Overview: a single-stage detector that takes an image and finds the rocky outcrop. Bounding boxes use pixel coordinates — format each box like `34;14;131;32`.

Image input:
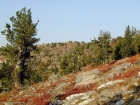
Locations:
63;91;97;105
75;69;101;87
1;55;140;105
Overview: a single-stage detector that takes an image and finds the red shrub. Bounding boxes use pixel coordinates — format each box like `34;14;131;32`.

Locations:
127;54;140;63
11;89;19;95
94;64;103;69
0;94;9;102
19;96;31;103
83;65;94;71
127;56;137;63
113;67;138;80
61;83;96;100
99;64;112;72
47;83;56;89
121;68;138;78
32;93;51;105
63;81;75;91
113;73;122;80
36;88;46;93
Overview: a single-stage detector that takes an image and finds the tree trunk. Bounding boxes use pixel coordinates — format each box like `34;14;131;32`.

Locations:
14;61;22;89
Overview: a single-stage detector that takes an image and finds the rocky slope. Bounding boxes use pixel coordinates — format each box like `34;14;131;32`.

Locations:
1;54;140;105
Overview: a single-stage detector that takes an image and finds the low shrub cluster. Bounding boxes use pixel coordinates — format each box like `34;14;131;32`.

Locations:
113;67;138;80
61;83;96;100
32;93;51;105
0;93;9;102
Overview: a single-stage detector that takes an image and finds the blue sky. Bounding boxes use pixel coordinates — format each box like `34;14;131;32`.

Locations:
0;0;140;46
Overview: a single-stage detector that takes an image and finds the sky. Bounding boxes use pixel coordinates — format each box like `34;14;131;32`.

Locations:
0;0;140;46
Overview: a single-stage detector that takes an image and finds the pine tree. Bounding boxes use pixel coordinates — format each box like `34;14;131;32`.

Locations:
112;37;122;60
92;31;112;64
132;31;140;54
0;7;40;86
119;26;135;57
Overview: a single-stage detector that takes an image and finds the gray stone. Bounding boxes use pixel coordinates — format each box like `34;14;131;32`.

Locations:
107;62;131;80
99;89;114;98
75;69;100;87
79;98;95;105
115;100;124;105
49;100;63;105
99;97;109;103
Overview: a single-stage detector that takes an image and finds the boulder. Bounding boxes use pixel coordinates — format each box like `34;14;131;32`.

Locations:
79;98;95;105
63;91;98;105
49;100;63;105
99;97;110;103
115;100;124;105
107;62;131;80
99;89;114;101
75;69;100;87
98;80;124;90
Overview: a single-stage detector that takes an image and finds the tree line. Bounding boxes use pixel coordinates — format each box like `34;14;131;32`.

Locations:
60;26;140;74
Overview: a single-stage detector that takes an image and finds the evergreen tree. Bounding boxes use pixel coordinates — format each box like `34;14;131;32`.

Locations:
132;31;140;54
0;60;14;89
0;7;40;86
92;31;112;64
112;37;123;60
119;26;135;57
112;26;137;60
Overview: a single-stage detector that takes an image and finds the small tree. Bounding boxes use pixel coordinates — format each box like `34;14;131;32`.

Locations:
0;7;40;86
92;30;112;64
133;33;140;54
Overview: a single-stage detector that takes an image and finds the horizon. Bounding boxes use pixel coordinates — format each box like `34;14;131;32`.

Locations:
0;0;140;47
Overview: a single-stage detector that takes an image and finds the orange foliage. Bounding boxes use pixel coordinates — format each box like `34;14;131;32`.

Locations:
63;82;75;91
46;83;56;89
79;60;116;74
113;67;138;80
36;88;46;93
83;65;94;72
0;94;9;102
67;74;76;82
62;83;96;100
11;89;19;95
33;83;40;88
32;93;51;105
18;96;31;103
94;64;104;69
127;56;137;63
94;61;117;73
99;64;112;72
127;54;140;63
